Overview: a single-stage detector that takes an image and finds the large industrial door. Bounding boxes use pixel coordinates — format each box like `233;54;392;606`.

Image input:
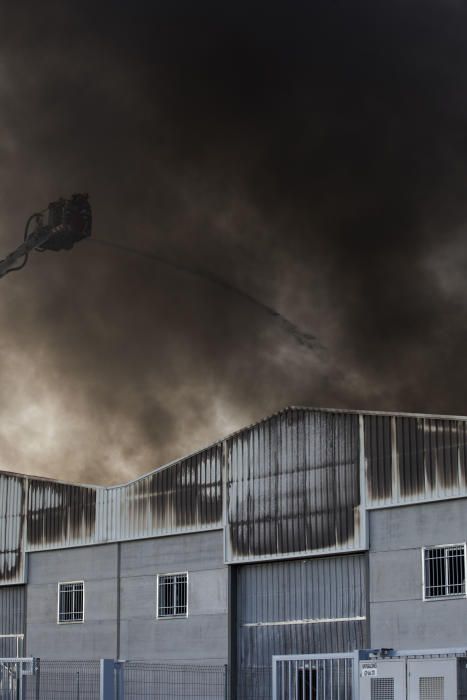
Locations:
236;555;368;699
407;658;456;700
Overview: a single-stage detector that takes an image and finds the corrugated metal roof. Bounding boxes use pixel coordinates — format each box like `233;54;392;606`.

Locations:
0;475;26;584
1;405;467;585
26;442;223;553
225;408;363;562
364;414;467;507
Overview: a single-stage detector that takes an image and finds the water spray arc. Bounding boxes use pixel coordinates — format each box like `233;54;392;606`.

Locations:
0;194;320;352
92;237;322;352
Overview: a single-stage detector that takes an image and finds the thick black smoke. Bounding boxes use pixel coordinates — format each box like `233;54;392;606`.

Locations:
0;1;466;484
91;238;322;351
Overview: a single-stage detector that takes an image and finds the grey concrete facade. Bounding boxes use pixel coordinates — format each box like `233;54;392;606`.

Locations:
119;529;227;663
369;498;467;649
1;405;467;695
26;543;119;660
21;496;467;667
25;530;228;663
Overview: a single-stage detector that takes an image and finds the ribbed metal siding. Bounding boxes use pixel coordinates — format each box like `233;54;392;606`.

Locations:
236;554;368;675
2;406;467;572
365;415;467;506
0;475;25;584
26;444;223;552
226;409;362;562
27;480;97;550
103;444;223;542
0;585;25;643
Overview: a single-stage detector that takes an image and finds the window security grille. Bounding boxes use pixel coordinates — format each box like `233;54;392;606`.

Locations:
158;573;188;617
58;582;84;622
424;545;466;599
419;676;444;700
371;677;394;700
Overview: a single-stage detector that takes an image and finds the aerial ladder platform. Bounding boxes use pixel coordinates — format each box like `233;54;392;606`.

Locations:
0;194;91;280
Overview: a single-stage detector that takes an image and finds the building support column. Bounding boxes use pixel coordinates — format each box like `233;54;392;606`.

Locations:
228;564;237;700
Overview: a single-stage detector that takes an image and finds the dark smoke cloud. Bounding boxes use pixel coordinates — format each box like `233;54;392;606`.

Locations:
91;238;322;351
0;0;466;484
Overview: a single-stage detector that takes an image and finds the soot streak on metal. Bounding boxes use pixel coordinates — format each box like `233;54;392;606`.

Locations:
27;481;96;546
365;414;467;502
0;477;26;583
3;406;467;576
364;414;393;501
227;408;361;558
123;444;223;534
395;417;466;498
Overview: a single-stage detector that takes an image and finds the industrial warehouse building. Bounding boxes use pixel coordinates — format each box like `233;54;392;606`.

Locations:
0;406;467;697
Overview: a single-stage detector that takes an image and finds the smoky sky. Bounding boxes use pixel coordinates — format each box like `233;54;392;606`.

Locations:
0;0;466;484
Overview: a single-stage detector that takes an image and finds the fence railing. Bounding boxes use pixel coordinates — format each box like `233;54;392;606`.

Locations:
272;652;358;700
8;658;229;699
23;660;101;699
121;662;227;699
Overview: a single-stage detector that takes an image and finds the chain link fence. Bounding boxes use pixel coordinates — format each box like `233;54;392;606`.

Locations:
122;662;227;699
11;659;229;699
24;660;100;699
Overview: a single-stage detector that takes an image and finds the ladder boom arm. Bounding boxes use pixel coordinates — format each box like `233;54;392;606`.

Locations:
0;193;91;280
0;227;54;279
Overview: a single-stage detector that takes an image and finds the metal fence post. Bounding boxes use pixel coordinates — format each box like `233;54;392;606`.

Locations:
34;658;40;700
17;661;21;700
224;664;229;700
115;661;124;700
352;650;360;700
272;657;277;700
100;659;115;700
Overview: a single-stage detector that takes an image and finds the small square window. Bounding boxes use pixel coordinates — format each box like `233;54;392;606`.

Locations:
157;573;188;618
58;581;84;623
424;544;466;599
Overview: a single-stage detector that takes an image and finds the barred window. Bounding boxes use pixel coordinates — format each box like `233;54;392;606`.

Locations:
157;573;188;617
424;544;466;599
58;581;84;622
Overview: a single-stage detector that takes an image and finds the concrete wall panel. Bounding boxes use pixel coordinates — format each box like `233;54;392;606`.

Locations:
371;599;467;649
119;530;228;663
120;529;223;577
370;501;467;649
26;544;118;659
25;532;228;662
370;549;420;603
